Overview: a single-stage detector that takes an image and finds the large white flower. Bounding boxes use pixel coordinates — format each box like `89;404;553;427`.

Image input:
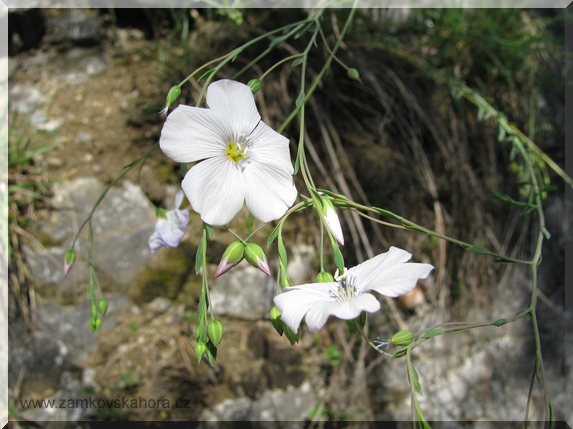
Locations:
274;246;434;332
159;79;297;226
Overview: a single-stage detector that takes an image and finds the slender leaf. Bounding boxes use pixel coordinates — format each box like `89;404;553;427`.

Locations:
492;318;508;327
466;245;491;255
295;90;305;109
422;328;446;339
198;69;216;82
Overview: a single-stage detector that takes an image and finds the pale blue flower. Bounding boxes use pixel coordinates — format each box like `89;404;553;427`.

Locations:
149;189;190;253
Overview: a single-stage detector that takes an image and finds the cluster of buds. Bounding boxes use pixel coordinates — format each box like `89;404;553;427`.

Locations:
215;241;270;278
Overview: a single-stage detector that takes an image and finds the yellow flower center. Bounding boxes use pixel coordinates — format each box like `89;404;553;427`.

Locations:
226;141;248;164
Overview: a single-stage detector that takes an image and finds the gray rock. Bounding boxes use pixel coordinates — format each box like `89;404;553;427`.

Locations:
210;265;275;320
46;9;102;48
199;380;316;425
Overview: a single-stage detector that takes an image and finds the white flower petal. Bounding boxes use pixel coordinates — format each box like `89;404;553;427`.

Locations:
182;157;245;225
274;283;335;332
174;189;185;208
206;80;261;141
160;105;227;163
243;162;297;223
249;122;294;174
329;294;380;320
354;246;433;297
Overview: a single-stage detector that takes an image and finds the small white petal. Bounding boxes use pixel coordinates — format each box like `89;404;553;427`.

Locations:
274;283;335;332
206;80;261;140
160;105;227;163
355;246;433;297
182;157;245;225
174;189;185;208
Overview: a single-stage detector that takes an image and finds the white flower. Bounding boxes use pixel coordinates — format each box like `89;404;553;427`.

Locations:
273;246;434;332
148;189;190;253
159;79;297;226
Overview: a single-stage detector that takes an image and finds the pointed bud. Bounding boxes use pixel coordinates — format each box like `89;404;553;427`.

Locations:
89;318;97;333
270;306;283;336
247;79;262;94
283;322;299;345
91;303;98;320
95;318;102;332
63;250;76;277
195;342;207;364
244;243;271;276
322;199;344;245
347;68;362;83
162;85;182;115
390;330;414;347
316;271;334;283
207;320;224;347
98;299;108;316
215;241;245;278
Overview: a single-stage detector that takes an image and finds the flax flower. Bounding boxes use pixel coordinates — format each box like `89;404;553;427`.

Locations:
274;247;434;332
159;79;297;226
148;189;190;253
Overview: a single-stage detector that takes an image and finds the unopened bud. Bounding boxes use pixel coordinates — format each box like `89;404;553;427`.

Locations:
347;68;361;82
270;306;283;336
215;241;245;278
207;320;224;347
166;85;182;107
63;250;76;277
316;271;334;283
247;79;262;94
322;199;344;246
195;342;207;364
98;299;108;316
390;330;414;346
91;303;98;320
244;243;271;276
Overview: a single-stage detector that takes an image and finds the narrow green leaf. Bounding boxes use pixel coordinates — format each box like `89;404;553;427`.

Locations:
278;236;288;267
492;258;515;265
205;340;218;367
195;237;205;275
392;348;409;359
332;243;344;272
269;34;289;49
198;69;216;82
492;318;508;327
410;362;422;395
267;223;281;247
292;56;304;67
514;308;530;319
374;207;403;220
422;327;446;339
497;126;506;142
541;227;551;239
294;151;300;175
466;245;491;255
401;223;427;234
295;90;305;109
205;224;214;240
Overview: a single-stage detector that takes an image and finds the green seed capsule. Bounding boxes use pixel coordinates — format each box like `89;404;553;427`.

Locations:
207;320;224;347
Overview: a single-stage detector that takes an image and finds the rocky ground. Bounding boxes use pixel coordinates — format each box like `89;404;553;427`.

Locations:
7;7;573;427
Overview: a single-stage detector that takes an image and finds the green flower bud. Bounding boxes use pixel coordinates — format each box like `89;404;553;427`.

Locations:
247;79;262;94
63;249;76;277
207;320;224;347
270;306;283;336
244;243;271;276
165;85;182;107
283;322;299;345
347;68;361;82
98;299;108;316
89;318;97;333
95;318;102;332
195;342;207;364
316;271;335;283
215;241;245;278
390;330;414;347
91;302;98;320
